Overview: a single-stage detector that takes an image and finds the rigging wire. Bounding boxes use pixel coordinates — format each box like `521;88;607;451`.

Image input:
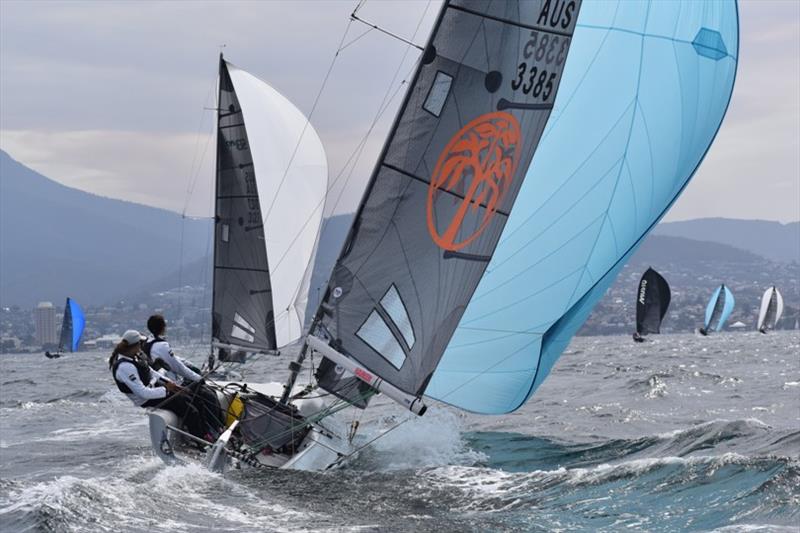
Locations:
175;68;218;337
258;16;357;223
276;0;435;315
350;14;424;50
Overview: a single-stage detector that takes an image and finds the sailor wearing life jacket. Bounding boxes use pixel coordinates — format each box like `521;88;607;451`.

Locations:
143;314;202;384
109;329;205;439
144;315;224;438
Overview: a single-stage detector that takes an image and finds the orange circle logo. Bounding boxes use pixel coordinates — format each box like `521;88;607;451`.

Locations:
426;111;522;251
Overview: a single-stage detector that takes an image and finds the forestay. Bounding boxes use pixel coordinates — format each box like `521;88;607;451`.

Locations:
212;59;328;354
427;0;740;413
636;267;670;336
311;0;581;406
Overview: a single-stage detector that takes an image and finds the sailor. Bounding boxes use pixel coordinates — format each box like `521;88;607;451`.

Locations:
143;314;202;383
143;315;223;437
109;329;206;440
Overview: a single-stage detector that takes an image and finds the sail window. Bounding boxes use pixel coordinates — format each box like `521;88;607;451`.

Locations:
231;312;256;343
423;71;453;117
356;310;406;369
231;325;254;343
222;224;230;243
379;284;415;349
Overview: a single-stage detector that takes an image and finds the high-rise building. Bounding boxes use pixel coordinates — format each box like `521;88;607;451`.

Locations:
34;302;57;346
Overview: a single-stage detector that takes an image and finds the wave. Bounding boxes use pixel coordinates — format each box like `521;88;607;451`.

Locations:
0;457;318;533
348;409;487;471
463;419;798;474
418;452;798;529
0;390;122;412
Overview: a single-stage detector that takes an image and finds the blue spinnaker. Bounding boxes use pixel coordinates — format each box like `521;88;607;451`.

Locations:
427;0;739;414
704;285;734;332
62;297;86;352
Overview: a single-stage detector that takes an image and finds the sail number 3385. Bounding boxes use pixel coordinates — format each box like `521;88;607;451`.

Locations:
511;27;571;100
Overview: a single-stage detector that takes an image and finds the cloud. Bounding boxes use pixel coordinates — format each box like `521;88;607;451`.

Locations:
0;129;215;215
663;0;800;223
1;0;798;222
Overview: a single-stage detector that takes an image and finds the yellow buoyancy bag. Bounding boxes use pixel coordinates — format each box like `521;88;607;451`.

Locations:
226;393;245;428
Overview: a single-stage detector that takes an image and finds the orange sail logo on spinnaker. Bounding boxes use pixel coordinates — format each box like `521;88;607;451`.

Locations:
426;111;522;251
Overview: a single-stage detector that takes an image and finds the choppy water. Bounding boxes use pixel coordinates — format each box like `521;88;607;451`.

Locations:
1;332;798;532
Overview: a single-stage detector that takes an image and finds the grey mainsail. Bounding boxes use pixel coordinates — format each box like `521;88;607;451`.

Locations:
211;57;276;357
308;0;581;407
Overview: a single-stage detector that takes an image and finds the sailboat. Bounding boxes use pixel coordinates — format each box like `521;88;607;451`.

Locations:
148;55;345;470
756;286;783;333
151;0;738;469
45;297;85;359
698;284;735;335
632;268;670;342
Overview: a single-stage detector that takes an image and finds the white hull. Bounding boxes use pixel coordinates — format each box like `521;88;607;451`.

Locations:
148;381;353;471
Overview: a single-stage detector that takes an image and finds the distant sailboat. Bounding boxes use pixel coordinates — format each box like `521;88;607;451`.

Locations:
45;297;85;358
149;55;347;471
756;286;783;333
633;268;670;342
698;285;735;335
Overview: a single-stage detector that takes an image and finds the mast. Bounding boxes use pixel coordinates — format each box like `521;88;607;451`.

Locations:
208;53;224;370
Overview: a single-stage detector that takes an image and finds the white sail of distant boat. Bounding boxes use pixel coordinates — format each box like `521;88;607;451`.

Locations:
757;286;783;333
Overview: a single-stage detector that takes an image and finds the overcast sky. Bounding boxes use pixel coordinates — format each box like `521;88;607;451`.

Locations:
1;0;798;223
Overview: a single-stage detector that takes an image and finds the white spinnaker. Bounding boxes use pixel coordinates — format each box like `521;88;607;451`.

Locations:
757;287;784;331
775;288;785;325
757;288;772;330
756;287;772;329
227;63;328;347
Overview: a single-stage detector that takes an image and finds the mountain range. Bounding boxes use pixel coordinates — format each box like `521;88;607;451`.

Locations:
654;218;800;264
1;150;797;311
0;151;210;308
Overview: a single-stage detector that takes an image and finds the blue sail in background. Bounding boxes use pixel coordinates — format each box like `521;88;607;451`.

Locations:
59;297;86;352
703;285;735;333
427;0;739;414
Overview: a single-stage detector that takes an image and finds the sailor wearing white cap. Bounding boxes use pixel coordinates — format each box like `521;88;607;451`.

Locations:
108;329;205;439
